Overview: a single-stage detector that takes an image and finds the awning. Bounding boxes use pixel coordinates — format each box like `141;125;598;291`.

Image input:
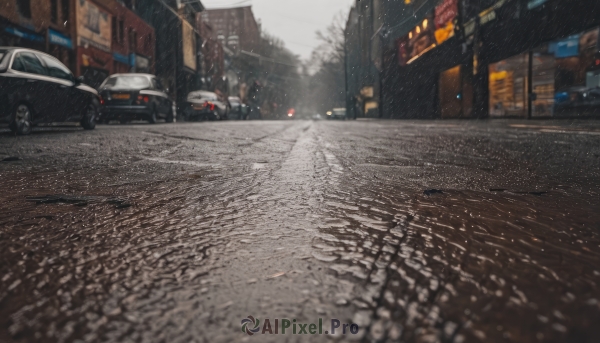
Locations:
4;25;44;43
48;29;73;49
113;52;130;65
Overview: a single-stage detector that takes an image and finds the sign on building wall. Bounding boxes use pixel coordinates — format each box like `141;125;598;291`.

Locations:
182;21;197;71
397;14;436;66
76;0;111;52
434;0;458;45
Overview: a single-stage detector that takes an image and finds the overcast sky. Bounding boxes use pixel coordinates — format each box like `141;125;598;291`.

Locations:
200;0;355;60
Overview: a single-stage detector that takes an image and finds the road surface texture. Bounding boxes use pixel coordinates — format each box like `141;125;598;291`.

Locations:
0;119;599;343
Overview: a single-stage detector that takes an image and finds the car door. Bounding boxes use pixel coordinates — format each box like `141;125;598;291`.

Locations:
37;54;78;122
10;51;56;123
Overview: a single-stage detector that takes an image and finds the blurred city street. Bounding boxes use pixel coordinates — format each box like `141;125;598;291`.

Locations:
1;119;599;342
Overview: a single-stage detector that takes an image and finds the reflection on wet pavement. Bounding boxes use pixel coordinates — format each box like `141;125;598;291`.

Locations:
0;120;599;342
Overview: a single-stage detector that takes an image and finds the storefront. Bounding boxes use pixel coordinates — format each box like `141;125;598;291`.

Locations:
439;65;474;118
0;19;45;51
112;52;130;74
488;53;528;117
434;0;473;118
488;27;599;118
76;0;113;87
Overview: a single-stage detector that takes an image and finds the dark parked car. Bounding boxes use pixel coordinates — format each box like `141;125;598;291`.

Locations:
0;47;99;135
553;86;600;116
98;74;174;124
182;91;229;121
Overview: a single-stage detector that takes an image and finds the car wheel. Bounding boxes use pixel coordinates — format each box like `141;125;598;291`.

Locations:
81;102;97;130
10;103;33;135
166;108;175;123
148;107;158;124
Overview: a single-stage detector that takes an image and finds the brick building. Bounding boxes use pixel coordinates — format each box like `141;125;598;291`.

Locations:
345;0;600;119
104;1;155;75
198;20;224;88
77;0;155;87
200;6;260;54
0;0;155;88
0;0;74;68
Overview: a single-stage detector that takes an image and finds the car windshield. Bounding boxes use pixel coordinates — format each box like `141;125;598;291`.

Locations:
102;76;150;90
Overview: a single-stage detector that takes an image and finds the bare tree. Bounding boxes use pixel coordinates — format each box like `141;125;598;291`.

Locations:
302;10;349;114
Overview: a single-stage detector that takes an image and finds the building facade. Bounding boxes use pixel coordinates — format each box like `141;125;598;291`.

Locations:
197;19;225;91
0;0;75;68
135;0;204;113
345;0;600;119
200;6;260;54
0;0;155;88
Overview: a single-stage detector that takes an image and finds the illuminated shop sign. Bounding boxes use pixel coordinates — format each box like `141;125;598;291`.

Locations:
398;15;436;66
434;0;458;44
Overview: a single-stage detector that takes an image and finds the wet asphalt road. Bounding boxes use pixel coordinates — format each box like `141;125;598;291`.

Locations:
0;119;600;343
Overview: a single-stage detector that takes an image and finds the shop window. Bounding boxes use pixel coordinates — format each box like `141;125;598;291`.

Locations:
17;0;32;19
489;53;529;117
51;0;58;23
531;50;555;117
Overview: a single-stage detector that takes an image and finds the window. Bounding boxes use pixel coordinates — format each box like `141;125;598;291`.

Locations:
39;54;73;82
112;16;117;42
51;0;58;23
145;34;152;50
119;20;125;43
17;0;31;18
129;29;137;51
12;52;46;76
62;0;70;23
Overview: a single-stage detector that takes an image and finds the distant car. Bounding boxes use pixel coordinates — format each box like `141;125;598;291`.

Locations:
228;96;248;120
183;91;228;121
0;47;99;135
312;113;322;120
327;108;347;120
98;73;174;124
286;108;295;120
